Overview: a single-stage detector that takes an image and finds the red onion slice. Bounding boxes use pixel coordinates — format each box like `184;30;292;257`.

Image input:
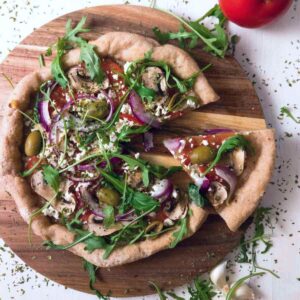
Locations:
115;209;135;222
128;91;161;128
215;165;237;200
79;186;104;218
163;138;181;153
38;101;51;131
199;179;210;195
150;179;174;200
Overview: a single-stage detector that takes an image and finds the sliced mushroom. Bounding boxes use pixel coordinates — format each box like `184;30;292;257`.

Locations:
229;148;246;176
207;181;228;207
31;170;57;201
85;215;123;237
67;66;108;93
164;197;189;227
141;67;167;93
31;171;75;216
127;170;143;189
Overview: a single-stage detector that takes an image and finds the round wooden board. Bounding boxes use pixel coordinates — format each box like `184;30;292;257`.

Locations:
0;5;267;298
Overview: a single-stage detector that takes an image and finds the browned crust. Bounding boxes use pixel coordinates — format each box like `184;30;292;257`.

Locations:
0;32;213;267
216;129;276;231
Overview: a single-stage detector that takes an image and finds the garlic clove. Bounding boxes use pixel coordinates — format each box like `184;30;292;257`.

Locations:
210;261;229;291
230;282;255;300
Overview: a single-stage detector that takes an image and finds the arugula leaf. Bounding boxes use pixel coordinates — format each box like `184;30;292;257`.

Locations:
202;134;251;176
188;277;217;300
38;54;45;67
236;235;250;263
280;106;300;124
117;124;150;142
169;216;188;248
83;260;109;300
98;169;159;212
153;5;229;58
149;281;168;300
103;205;115;229
188;183;208;207
149;165;182;179
42;165;60;192
51;39;69;88
49;17;104;88
226;272;265;300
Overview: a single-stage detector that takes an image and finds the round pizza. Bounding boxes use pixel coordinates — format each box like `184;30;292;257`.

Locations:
0;17;275;271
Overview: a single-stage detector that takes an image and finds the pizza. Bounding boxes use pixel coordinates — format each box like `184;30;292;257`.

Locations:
0;19;219;267
0;17;275;270
163;129;275;231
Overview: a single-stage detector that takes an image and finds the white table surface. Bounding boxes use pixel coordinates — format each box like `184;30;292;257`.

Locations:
0;0;300;299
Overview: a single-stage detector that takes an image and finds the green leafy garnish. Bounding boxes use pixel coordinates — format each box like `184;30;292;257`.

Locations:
103;205;115;229
170;215;188;248
49;16;104;88
280;106;300;124
153;5;228;58
117;124;150;142
188;183;208;207
150;277;216;300
226;272;265;300
98;169;159;212
188;277;217;300
38;54;45;67
83;260;110;300
42;165;60;192
202;134;251;176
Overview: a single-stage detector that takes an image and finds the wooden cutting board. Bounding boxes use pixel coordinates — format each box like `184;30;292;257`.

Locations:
0;5;267;297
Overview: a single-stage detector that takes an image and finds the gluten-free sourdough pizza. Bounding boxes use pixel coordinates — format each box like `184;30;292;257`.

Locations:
0;17;275;270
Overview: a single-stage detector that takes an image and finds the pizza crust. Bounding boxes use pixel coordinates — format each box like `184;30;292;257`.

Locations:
0;32;213;267
216;129;276;231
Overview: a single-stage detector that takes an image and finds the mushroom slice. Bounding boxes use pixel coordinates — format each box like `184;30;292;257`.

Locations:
85;215;123;237
229;148;246;176
31;171;75;216
31;170;57;201
67;66;108;93
141;67;166;93
165;197;189;225
127;170;143;189
207;181;228;207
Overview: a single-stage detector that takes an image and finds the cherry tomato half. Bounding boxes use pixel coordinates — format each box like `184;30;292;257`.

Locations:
219;0;293;28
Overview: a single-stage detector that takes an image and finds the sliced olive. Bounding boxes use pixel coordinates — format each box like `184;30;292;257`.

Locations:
96;187;120;207
86;99;109;119
189;145;215;164
24;131;42;157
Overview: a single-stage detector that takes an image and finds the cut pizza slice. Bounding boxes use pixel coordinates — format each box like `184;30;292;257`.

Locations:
163;129;275;232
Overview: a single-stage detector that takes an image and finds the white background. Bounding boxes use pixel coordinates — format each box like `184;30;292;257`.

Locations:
0;0;300;299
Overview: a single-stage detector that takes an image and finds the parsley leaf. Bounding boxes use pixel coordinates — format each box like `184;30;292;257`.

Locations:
83;260;109;300
280;106;300;124
202;134;251;176
103;205;115;229
188;183;208;207
42;165;60;192
153;5;229;58
169;216;188;248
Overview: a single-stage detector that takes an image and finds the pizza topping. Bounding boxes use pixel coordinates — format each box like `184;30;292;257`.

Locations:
141;66;167;94
150;179;173;200
24;130;42;157
229;148;246;176
207;181;228;207
189;145;216;165
96;187;121;207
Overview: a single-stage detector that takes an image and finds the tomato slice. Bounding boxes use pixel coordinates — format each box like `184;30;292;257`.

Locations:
50;85;68;110
25;156;41;171
119;113;145;126
102;58;127;106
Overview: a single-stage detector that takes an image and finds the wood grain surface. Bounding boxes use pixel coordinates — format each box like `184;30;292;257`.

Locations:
0;5;266;297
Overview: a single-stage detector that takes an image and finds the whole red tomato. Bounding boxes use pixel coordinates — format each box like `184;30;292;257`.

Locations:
219;0;293;28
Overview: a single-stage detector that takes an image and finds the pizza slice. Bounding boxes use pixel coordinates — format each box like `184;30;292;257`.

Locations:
163;129;275;231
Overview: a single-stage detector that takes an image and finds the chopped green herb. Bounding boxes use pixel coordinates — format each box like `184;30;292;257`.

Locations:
170;215;188;248
42;165;60;192
103;205;115;229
